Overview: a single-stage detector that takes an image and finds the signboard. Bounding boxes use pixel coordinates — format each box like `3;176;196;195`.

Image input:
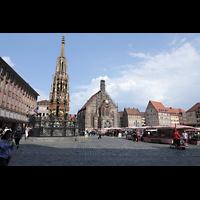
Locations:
180;138;185;148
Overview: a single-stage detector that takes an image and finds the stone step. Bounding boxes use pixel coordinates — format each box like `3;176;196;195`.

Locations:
23;136;85;142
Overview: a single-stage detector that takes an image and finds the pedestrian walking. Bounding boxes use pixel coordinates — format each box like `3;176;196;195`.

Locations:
0;130;15;166
14;126;22;149
25;126;32;139
98;131;102;139
182;130;188;147
133;132;138;142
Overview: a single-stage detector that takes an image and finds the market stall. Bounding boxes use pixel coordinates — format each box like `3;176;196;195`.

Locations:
142;125;196;144
124;126;145;140
104;127;122;137
187;127;200;145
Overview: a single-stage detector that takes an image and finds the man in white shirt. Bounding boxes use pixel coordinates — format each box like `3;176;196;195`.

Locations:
2;127;9;135
182;130;188;147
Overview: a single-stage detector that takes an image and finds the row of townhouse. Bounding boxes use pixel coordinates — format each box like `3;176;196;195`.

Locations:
145;100;187;126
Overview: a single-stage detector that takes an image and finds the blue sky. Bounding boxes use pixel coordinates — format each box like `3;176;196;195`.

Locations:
1;33;200;114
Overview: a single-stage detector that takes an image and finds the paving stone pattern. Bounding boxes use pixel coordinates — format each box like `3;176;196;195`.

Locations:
8;136;200;166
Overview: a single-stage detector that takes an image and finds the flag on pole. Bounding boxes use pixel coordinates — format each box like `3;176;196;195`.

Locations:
34;107;38;116
27;106;32;113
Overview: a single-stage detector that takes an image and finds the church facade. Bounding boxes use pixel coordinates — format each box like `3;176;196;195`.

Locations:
49;36;70;119
77;79;119;132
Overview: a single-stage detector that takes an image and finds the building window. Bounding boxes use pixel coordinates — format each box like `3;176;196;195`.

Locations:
0;109;4;117
11;98;14;105
9;84;12;92
14;78;17;85
105;108;109;116
6;71;9;79
7;96;10;104
1;67;4;75
2;94;6;102
4;81;8;91
5;111;9;118
15;100;18;107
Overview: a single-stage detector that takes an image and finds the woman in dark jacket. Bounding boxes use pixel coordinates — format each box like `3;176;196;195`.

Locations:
14;126;22;149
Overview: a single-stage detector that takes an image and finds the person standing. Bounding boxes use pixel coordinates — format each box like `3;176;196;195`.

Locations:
0;130;14;166
182;130;188;147
133;132;138;142
14;126;22;149
98;131;102;139
25;126;32;140
173;131;180;149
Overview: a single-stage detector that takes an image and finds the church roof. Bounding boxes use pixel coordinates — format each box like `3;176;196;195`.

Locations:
78;91;101;112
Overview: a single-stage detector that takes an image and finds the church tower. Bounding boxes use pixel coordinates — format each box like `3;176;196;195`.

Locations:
49;35;70;119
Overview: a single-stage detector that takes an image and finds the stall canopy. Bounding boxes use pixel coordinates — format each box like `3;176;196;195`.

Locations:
124;126;138;129
144;125;196;130
100;125;197;132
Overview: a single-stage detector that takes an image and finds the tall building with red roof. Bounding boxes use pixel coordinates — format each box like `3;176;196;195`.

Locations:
123;108;142;127
186;102;200;127
145;100;187;126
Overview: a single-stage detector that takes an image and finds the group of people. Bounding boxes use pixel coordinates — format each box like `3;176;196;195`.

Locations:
0;125;32;166
84;130;103;139
173;130;188;149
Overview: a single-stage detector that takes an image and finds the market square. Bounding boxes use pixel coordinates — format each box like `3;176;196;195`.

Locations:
9;135;200;166
1;33;200;166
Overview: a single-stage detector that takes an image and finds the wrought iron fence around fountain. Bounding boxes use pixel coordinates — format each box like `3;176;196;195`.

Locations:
27;113;80;137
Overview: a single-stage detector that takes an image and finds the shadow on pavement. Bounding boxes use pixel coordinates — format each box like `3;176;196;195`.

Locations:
8;141;200;166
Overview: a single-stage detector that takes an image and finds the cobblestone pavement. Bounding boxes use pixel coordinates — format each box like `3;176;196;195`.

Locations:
8;136;200;166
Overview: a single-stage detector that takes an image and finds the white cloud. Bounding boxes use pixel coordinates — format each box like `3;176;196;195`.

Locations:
169;39;177;46
2;56;15;67
34;89;49;101
181;38;186;43
70;41;200;114
128;51;151;59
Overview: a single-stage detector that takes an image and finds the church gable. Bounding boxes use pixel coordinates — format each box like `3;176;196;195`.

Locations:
103;92;117;109
77;79;119;131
